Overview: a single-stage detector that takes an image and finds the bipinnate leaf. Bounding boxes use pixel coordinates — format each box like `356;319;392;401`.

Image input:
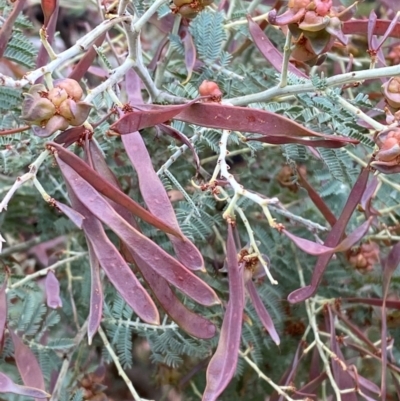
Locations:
48;142;181;237
66;186;160;325
122;131;204;270
9;330;46;396
288;168;370;303
283;217;372;256
202;224;244;401
45;270;62;309
247;16;308;79
0;372;49;398
123;247;216;339
56;157;219;307
0;277;7;346
41;0;58;28
246;280;279;345
86;239;103;344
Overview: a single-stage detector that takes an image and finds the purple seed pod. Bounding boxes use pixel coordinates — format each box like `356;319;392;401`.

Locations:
122;131;204;271
0;372;49;398
45;270;62;309
202;224;244;401
9;330;46;399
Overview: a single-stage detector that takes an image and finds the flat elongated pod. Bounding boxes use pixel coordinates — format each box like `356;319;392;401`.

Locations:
0;372;49;398
122;131;204;270
57;157;219;307
202;224;244;401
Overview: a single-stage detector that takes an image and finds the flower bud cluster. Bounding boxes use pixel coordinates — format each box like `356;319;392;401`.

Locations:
268;0;350;65
348;242;379;273
21;78;92;137
372;128;400;174
170;0;213;19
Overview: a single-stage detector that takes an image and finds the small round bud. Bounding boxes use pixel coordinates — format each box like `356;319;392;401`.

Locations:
199;80;222;100
54;78;83;101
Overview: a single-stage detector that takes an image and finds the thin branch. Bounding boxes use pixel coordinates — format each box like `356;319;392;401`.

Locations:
98;326;149;401
7;252;87;292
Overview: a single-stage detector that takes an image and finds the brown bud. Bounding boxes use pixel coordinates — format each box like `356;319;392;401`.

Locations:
199;80;222;100
375;128;400;162
59;99;92;126
32;115;70;137
288;0;310;9
299;11;330;32
21;94;56;125
173;0;191;7
382;77;400;109
54;78;83;101
177;4;200;18
47;87;69;107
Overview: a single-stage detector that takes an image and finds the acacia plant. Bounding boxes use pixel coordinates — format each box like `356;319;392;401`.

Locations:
2;0;400;400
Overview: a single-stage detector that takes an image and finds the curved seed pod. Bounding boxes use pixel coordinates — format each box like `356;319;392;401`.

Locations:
182;29;196;84
45;270;62;309
9;330;46;396
247;16;307;79
0;276;7;347
0;372;49;398
48;142;181;237
124;247;216;339
122;132;204;271
66;186;160;326
57;157;219;306
288;168;370;303
86;237;104;344
86;141;214;338
246;280;280;345
202;224;244;401
52;199;84;228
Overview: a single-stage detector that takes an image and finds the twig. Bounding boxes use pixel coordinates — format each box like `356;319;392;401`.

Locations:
0;150;49;212
98;326;150;401
240;351;302;401
50;320;89;401
7;252;87;292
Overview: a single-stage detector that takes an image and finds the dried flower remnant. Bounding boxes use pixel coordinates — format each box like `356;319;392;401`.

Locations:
347;242;380;273
21;78;92;137
171;0;213;19
268;0;347;65
372;128;400;173
382;77;400;109
199;80;223;102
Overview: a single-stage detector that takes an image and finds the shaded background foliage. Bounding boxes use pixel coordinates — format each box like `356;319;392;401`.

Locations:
1;0;400;400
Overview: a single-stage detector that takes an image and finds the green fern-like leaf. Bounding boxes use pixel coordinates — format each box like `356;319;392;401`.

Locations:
190;10;226;63
4;32;37;69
